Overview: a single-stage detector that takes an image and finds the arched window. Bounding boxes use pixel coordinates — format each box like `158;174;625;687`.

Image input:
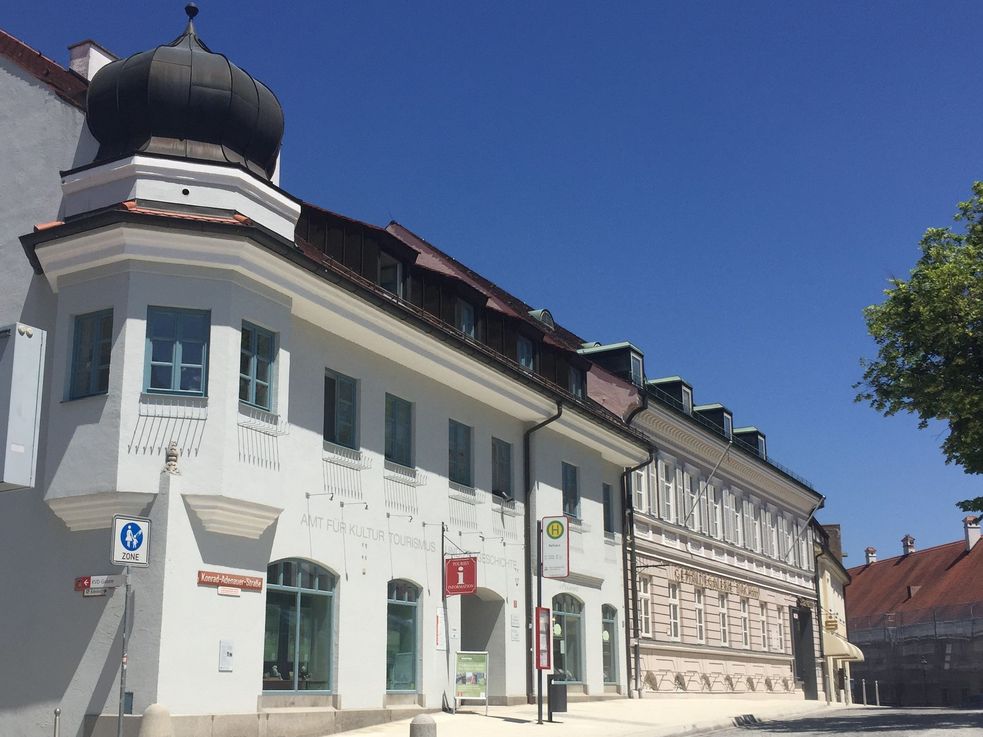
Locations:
601;605;617;684
263;559;336;692
387;579;420;691
552;593;583;683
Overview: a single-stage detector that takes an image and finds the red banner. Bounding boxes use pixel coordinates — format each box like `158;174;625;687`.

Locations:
444;556;478;596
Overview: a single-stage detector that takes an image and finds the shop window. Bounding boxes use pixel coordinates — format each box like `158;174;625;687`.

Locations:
145;306;209;395
385;393;413;467
601;605;617;684
240;321;276;410
448;419;473;487
387;579;420;691
324;369;357;449
561;462;580;519
70;309;113;399
491;437;513;499
263;559;336;692
552;593;583;683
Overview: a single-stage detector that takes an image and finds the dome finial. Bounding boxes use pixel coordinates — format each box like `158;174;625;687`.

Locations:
184;3;199;34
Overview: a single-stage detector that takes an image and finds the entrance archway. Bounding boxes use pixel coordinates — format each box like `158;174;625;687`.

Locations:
460;588;506;702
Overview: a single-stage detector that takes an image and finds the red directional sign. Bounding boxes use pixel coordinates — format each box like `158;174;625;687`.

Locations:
74;576;91;592
444;556;478;596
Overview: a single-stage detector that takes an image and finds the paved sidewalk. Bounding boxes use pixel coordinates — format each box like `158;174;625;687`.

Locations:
338;696;858;737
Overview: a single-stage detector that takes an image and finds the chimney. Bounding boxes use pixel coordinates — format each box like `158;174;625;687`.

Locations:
865;546;877;564
964;516;980;552
902;534;916;555
68;40;116;81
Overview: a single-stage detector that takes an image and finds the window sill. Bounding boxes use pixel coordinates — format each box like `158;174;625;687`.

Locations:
63;391;109;403
492;495;521;516
138;392;208;419
322;441;371;470
449;480;480;504
604;531;618;543
237;402;288;436
384;459;427;487
569;517;591;533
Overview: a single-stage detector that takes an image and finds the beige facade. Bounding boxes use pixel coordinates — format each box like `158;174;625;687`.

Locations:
626;392;824;699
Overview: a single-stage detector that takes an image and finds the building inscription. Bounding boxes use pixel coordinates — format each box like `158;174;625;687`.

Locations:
671;566;760;599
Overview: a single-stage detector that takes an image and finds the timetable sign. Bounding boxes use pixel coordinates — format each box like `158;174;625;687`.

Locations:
111;515;151;567
541;515;570;579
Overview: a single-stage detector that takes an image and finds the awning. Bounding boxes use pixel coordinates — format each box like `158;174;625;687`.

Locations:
822;631;865;662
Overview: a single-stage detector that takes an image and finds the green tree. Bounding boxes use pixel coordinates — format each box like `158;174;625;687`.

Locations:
856;182;983;514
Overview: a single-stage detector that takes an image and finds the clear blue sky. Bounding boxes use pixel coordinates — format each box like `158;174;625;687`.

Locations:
5;1;981;564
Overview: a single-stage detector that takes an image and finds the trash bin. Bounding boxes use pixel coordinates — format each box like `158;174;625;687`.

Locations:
547;675;567;721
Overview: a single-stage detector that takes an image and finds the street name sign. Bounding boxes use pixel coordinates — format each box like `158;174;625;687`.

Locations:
111;514;151;567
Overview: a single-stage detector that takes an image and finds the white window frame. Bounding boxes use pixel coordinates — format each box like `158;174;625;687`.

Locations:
660;459;676;523
681;385;693;415
647;464;658;518
760;603;770;650
694;588;706;643
639;577;651;637
709;484;722;539
719;593;729;646
732;490;744;547
776;605;786;653
684;470;698;531
633;469;646;514
740;598;750;647
667;583;680;640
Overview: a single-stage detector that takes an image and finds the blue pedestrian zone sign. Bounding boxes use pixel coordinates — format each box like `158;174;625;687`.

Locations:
111;515;151;567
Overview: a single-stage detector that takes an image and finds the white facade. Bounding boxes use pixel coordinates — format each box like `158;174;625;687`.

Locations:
1;51;645;736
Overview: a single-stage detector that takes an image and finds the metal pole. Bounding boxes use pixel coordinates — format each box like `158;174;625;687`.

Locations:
536;520;543;725
875;680;880;706
116;566;130;737
53;708;61;737
861;678;867;705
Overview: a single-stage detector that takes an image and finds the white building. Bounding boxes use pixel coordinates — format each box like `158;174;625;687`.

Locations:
1;11;648;737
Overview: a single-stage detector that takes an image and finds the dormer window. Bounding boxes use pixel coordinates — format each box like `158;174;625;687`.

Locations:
568;366;585;399
723;413;733;439
455;299;475;338
630;353;644;386
681;386;693;415
379;252;403;297
758;436;767;459
517;335;535;370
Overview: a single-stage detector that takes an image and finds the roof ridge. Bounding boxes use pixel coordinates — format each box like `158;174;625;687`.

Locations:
0;27;88;108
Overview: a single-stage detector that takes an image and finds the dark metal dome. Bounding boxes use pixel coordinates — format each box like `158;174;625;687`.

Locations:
85;5;284;180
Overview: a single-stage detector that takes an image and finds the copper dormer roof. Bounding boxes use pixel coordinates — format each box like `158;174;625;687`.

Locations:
84;4;284;180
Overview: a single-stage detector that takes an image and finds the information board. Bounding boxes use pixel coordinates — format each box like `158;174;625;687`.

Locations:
455;650;489;713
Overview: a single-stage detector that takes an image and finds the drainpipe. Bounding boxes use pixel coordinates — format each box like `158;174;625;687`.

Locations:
621;450;653;698
523;401;563;703
621;392;653;698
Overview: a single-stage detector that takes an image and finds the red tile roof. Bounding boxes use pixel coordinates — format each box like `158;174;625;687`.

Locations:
846;539;983;622
0;28;88;108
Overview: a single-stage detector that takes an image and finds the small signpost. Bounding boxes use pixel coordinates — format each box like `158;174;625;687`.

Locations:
541;515;569;578
111;514;150;737
537;515;569;724
454;651;489;715
444;556;478;596
535;606;552;670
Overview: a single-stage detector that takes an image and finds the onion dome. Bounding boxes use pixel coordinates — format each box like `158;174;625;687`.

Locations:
85;4;284;180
